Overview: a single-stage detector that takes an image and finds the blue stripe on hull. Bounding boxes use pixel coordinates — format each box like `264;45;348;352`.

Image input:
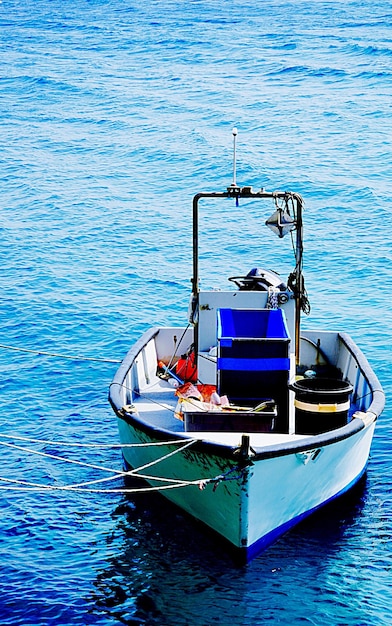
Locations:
122;453;368;564
243;465;368;562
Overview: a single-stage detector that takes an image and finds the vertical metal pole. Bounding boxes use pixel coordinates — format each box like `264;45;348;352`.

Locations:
295;195;304;366
232;127;238;187
192;194;199;299
192;193;200;357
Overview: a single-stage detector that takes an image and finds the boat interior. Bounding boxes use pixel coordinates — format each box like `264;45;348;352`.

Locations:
115;281;375;446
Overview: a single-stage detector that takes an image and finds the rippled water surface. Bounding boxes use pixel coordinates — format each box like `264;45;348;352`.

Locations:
1;0;391;624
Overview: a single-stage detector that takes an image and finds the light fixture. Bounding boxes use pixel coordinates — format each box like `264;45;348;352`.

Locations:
265;208;296;238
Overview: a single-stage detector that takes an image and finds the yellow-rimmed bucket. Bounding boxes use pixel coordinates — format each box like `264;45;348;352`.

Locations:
292;378;353;435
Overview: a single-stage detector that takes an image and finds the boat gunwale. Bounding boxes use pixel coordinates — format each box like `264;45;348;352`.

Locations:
109;327;384;462
338;330;385;418
115;407;369;462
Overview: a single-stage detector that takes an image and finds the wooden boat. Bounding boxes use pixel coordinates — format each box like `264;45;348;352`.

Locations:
109;132;384;561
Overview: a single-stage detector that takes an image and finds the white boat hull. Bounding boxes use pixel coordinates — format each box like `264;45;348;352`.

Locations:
244;421;375;552
110;323;384;561
116;403;376;559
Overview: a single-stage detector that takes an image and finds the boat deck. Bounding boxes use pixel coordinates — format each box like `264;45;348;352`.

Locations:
133;378;184;432
132;378;310;447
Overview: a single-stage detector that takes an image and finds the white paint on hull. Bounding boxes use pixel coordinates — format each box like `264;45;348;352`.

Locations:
117;417;375;550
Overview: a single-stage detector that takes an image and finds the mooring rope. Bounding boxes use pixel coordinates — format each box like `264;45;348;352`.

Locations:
0;463;243;494
0;432;245;494
0;471;197;492
164;322;192;371
0;477;221;494
0;437;197;479
0;436;213;493
0;438;131;475
109;380;178;414
0;343;121;363
0;433;187;449
0;479;204;493
0;322;191;366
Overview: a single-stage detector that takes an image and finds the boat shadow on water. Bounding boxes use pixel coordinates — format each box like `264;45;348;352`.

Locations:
87;474;370;625
124;471;370;560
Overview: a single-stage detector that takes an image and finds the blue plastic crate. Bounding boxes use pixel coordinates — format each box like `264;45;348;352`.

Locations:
217;308;290;367
216;308;291;430
217;308;289;342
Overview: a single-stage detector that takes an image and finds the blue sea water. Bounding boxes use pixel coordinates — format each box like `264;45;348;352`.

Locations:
1;0;391;624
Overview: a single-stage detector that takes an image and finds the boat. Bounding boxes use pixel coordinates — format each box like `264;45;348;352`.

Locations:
109;130;385;562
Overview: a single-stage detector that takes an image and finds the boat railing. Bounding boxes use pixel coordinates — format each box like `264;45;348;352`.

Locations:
109;327;160;411
338;332;385;418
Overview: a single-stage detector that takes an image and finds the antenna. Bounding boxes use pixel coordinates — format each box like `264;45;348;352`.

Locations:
232;127;238;187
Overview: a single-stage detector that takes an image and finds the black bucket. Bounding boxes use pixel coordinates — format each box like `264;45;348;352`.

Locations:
292;377;353;435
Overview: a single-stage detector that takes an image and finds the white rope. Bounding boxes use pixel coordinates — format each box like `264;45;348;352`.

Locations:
113;381;177;414
0;437;201;492
0;439;132;476
0;343;121;363
0;433;188;449
0;437;197;478
0;470;192;490
111;438;197;479
48;437;198;490
0;481;204;494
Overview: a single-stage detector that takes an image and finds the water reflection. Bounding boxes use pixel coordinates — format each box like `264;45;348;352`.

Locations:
87;475;382;625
